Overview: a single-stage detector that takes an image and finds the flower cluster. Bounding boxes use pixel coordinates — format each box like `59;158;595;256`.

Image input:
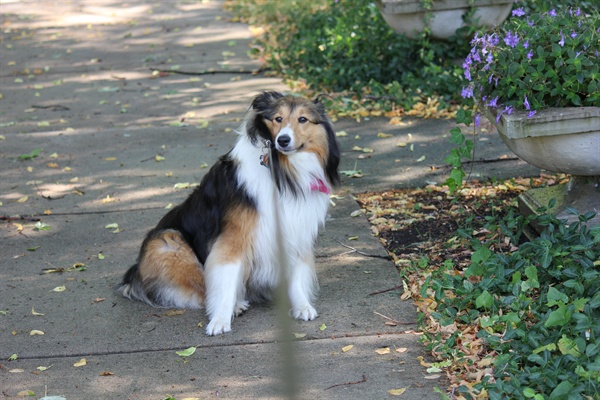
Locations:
461;5;600;123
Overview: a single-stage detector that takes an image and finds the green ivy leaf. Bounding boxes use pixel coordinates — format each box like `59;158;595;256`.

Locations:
475;290;493;309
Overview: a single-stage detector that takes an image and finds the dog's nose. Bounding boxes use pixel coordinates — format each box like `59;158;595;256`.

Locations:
277;134;291;148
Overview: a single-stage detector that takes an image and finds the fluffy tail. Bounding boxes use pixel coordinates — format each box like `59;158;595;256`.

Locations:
118;229;206;309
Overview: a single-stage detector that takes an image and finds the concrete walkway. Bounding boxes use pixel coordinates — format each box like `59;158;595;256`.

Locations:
0;1;539;399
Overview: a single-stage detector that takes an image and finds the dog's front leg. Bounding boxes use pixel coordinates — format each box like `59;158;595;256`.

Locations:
288;255;319;321
204;261;244;335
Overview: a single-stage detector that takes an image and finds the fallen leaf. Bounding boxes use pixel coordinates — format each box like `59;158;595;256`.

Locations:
388;388;407;396
73;358;87;367
36;365;52;371
47;162;59;168
98;253;105;260
176;347;196;357
416;155;426;162
31;307;44;315
173;182;191;189
347;236;358;240
34;222;52;231
341;345;354;352
30;330;45;336
104;157;117;161
396;347;408;353
375;347;391;355
335;130;348;137
8;353;18;361
16;195;29;203
94;298;106;303
99;371;115;376
377;132;393;138
51;286;66;292
293;333;307;339
9;368;24;373
17;390;35;397
155;155;165;162
319;324;327;331
163;309;186;316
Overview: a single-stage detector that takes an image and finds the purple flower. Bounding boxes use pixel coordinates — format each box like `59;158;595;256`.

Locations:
523;95;531;110
504;105;514;115
548;9;556;17
487;96;499;108
461;86;474;99
559;31;565;47
496;110;503;123
527;110;537;118
570;31;577;39
527;18;534;27
527;50;534;59
523;40;529;49
475;113;481;127
512;8;525;17
504;31;520;48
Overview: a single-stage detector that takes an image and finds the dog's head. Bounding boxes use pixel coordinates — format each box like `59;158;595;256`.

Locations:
246;91;340;188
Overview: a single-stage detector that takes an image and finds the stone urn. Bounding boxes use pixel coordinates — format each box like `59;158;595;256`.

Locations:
375;0;513;40
480;106;600;229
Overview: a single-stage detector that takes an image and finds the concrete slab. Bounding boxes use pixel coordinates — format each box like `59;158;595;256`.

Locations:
0;0;543;399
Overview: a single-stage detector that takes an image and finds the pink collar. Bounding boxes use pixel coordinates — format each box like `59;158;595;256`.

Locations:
310;179;330;195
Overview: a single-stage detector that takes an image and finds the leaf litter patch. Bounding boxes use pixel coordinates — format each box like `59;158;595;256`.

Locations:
355;174;571;395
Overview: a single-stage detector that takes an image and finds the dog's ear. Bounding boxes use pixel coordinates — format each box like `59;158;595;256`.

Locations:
252;91;284;112
313;93;332;105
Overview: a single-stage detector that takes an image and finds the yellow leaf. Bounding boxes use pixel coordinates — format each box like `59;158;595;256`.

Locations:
104;157;117;161
375;347;390;355
105;223;119;229
51;286;66;292
173;182;190;189
69;177;79;183
341;345;354;353
9;368;24;373
362;148;374;153
47;162;59;168
293;333;307;339
30;330;45;336
352;146;363;152
31;307;45;316
377;132;393;138
416;155;426;162
16;195;28;203
335;130;348;137
99;371;115;376
319;324;327;331
73;358;87;367
396;347;408;353
388;388;407;396
14;223;24;232
396;142;407;147
17;390;35;397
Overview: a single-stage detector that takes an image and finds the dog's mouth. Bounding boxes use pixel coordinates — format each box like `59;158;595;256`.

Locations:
275;142;306;155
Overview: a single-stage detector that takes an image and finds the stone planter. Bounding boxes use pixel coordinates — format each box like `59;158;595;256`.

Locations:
376;0;513;39
480;106;600;229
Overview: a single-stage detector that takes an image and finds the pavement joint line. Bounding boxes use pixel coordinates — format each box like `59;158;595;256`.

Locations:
7;331;419;361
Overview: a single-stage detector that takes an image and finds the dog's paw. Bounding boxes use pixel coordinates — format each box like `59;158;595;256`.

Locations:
234;300;250;316
291;304;318;321
205;318;232;336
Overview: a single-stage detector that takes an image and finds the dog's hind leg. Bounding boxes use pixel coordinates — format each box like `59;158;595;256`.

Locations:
121;229;205;309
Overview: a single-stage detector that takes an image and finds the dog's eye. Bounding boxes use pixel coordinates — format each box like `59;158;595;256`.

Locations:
298;116;308;124
274;116;283;123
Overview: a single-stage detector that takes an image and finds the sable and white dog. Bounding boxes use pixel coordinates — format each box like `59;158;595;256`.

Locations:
119;91;340;335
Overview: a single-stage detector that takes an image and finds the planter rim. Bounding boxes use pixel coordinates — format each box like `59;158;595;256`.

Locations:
377;0;513;13
480;105;600;140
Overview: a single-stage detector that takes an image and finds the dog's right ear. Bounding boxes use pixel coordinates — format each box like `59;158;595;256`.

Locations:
252;91;284;112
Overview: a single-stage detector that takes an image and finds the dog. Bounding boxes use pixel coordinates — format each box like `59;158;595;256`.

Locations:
119;91;340;335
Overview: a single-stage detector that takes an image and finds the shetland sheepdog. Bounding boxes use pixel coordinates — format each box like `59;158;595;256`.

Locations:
120;91;340;335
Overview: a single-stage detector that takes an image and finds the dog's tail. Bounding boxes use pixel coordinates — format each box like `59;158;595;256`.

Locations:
118;229;206;309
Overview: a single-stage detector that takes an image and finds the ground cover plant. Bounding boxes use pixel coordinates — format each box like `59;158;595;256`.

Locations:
356;176;600;399
226;0;598;119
